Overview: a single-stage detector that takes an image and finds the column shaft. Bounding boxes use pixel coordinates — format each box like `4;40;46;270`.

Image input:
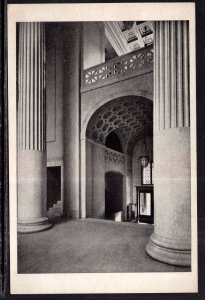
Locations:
17;23;51;233
170;22;177;128
146;21;191;266
124;156;132;221
63;24;80;219
154;21;190;133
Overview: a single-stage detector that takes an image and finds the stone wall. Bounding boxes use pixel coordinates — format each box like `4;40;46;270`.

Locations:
46;23;64;163
85;139;132;219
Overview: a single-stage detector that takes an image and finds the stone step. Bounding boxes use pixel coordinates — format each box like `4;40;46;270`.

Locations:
47;208;62;216
53;203;61;209
48;207;61;213
47;200;62;219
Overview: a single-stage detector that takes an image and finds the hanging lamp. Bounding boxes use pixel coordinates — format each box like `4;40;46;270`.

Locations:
139;122;149;168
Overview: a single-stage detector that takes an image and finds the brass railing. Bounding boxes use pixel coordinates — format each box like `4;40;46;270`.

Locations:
82;44;153;89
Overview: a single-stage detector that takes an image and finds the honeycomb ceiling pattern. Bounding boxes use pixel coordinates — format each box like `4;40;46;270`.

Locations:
86;96;153;155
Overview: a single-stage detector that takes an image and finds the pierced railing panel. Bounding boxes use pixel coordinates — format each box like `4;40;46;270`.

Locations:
83;45;153;89
104;148;125;165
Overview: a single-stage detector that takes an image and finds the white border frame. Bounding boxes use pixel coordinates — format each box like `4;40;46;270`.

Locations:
8;3;197;294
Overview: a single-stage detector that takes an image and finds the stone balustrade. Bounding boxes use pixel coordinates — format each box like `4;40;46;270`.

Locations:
82;45;153;91
104;148;125;164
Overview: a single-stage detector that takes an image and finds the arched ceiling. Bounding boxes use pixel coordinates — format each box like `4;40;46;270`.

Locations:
86;96;153;155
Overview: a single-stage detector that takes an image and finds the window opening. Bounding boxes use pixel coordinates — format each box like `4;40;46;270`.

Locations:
141;161;153;185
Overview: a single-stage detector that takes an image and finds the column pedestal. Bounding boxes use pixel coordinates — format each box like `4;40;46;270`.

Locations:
17;151;52;233
146;128;191;266
146;233;191;266
18;218;52;233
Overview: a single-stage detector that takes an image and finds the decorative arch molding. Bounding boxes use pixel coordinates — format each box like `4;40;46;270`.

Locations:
81;90;153;139
105;165;126;176
105;170;124;177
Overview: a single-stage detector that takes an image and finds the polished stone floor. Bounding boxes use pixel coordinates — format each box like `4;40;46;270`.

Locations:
18;218;191;273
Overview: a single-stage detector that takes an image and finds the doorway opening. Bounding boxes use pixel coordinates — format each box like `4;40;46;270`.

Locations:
105;171;123;221
47;166;61;211
136;186;154;224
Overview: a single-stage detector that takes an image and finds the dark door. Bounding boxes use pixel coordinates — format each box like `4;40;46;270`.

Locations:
105;171;123;220
136;186;154;224
47;166;61;210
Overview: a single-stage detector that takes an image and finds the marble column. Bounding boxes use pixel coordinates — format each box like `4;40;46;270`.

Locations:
63;24;80;219
17;23;52;232
146;21;191;266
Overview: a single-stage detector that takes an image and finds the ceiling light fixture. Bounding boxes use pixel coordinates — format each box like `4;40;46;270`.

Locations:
139;122;149;168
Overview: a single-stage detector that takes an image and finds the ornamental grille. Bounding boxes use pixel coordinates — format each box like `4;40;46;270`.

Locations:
104;148;124;164
83;45;153;88
142;162;153;185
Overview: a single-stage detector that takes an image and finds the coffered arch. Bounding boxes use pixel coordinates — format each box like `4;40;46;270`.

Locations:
81;77;153;140
86;95;153;155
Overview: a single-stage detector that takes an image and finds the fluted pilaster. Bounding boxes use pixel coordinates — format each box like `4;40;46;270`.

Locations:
146;21;191;266
17;22;51;233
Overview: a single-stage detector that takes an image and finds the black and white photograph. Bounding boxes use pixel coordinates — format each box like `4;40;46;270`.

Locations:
7;2;197;294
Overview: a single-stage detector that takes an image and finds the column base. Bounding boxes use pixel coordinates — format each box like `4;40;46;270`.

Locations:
18;217;52;233
65;210;79;219
146;233;191;267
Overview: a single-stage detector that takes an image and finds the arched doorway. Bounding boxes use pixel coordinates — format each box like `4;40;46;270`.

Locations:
105;171;123;220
